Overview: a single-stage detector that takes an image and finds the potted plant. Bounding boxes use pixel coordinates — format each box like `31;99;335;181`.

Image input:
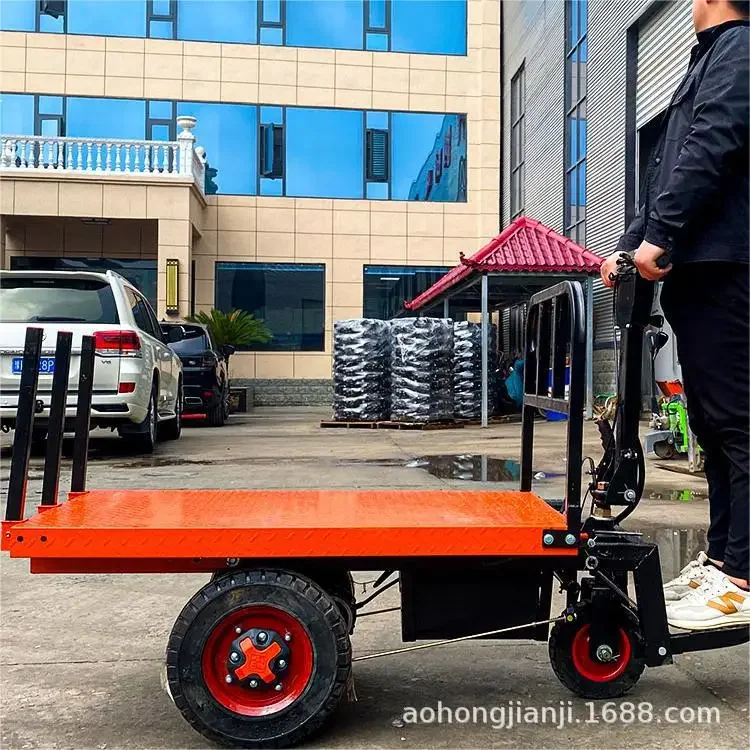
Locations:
186;309;272;412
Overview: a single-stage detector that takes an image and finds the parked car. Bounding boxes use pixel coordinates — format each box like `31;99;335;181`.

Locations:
0;270;184;453
161;322;233;427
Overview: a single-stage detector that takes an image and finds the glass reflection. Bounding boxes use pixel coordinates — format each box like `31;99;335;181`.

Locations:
68;0;147;37
363;265;450;320
391;0;466;55
215;262;326;351
287;0;363;49
178;101;258;196
178;0;256;44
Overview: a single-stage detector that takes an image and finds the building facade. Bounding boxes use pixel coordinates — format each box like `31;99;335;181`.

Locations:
0;0;501;403
501;0;696;398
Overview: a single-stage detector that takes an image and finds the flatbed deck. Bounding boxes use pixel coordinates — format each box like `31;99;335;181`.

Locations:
2;488;575;573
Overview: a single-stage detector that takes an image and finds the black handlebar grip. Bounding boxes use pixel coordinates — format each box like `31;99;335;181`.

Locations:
656;251;672;269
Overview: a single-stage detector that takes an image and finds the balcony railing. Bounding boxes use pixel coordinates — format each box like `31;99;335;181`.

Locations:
0;116;205;195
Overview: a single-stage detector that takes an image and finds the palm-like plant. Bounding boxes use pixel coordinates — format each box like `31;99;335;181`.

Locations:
187;309;272;358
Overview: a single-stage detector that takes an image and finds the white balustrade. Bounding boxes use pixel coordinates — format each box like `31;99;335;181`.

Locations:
0;116;205;195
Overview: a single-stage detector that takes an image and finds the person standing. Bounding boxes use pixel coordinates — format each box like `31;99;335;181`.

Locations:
600;0;749;629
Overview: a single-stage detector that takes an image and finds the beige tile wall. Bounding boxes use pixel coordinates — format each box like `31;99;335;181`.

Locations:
0;0;501;380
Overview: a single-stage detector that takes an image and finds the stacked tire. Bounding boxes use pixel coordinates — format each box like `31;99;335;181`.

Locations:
390;318;454;423
332;319;390;422
453;321;498;419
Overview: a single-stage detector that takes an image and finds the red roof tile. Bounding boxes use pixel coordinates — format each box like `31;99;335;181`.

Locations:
404;216;603;311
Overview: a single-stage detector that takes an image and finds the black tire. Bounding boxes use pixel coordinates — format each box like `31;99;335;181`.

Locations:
549;608;645;700
160;380;183;441
653;441;676;459
120;383;157;453
207;385;228;427
167;569;351;749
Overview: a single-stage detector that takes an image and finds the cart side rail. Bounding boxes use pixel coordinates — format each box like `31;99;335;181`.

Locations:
4;327;94;523
520;280;586;536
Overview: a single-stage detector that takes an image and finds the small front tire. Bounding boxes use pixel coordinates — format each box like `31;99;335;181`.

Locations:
549;609;645;699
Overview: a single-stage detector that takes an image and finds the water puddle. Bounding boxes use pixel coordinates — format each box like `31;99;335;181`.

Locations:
403;454;564;483
644;487;708;502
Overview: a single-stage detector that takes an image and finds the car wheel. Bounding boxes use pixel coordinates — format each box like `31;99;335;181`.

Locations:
206;386;227;428
121;383;157;453
161;381;183;441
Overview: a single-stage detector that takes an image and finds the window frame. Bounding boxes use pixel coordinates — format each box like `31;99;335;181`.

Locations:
564;0;587;246
510;62;525;221
214;261;327;352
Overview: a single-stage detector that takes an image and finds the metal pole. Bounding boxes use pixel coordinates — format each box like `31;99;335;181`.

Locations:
41;331;73;506
585;277;594;420
71;335;95;493
443;297;449;318
6;328;43;522
481;273;489;428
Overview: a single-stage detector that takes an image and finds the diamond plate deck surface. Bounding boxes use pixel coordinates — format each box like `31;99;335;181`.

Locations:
3;489;575;559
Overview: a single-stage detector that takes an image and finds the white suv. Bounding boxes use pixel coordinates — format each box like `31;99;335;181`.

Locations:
0;269;183;453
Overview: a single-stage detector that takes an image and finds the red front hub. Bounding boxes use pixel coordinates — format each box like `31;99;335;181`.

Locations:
202;605;314;716
571;624;632;682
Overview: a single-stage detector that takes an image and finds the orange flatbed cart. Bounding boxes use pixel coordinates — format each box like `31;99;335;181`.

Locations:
3;280;747;750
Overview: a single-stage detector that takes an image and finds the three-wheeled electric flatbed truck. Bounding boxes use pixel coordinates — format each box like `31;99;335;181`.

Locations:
2;262;748;749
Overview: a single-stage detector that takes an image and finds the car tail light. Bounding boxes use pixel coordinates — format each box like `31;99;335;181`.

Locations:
118;382;136;394
95;330;142;357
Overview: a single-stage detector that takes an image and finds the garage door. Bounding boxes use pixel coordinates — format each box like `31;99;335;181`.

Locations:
636;0;695;129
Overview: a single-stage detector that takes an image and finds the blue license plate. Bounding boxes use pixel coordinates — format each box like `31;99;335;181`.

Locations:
11;357;55;375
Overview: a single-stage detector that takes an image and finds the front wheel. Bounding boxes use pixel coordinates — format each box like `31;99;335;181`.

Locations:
166;569;351;749
549;609;645;699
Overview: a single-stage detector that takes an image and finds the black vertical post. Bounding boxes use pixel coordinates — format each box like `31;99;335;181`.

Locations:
5;328;43;522
41;331;73;506
520;306;538;492
70;335;95;493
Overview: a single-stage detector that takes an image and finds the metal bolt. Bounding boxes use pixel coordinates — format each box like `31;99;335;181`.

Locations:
248;679;258;688
596;645;614;663
277;659;287;669
566;614;575;623
658;646;667;656
257;631;268;643
230;652;240;663
564;533;576;546
585;556;599;570
235;627;242;635
224;675;232;684
284;633;292;642
275;683;283;692
543;533;555;546
624;489;637;502
586;538;596;549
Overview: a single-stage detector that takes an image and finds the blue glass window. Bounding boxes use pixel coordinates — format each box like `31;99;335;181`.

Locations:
285;107;363;199
286;0;362;50
366;33;388;51
391;0;466;55
67;1;147;37
178;101;257;196
0;1;35;32
0;93;34;135
66;97;146;139
215;262;326;352
369;0;388;29
565;0;587;245
178;0;256;44
392;112;466;202
363;265;450;320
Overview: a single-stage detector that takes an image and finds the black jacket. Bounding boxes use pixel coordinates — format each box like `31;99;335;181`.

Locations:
618;19;749;264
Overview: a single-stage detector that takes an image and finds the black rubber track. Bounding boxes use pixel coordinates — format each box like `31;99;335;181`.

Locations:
166;569;351;749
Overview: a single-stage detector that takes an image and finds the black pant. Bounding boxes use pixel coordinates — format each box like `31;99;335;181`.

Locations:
660;262;749;581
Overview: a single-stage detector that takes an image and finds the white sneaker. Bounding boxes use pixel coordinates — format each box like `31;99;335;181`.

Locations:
662;551;715;601
667;572;750;631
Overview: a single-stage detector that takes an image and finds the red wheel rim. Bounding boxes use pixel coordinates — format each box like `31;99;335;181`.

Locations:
202;605;314;717
571;624;631;683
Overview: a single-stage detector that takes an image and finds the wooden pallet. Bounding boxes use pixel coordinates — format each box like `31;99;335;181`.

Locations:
376;420;464;431
455;414;522;426
320;419;464;431
320;420;379;429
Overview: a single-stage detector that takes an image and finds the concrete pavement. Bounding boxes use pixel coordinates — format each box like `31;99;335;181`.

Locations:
1;409;747;749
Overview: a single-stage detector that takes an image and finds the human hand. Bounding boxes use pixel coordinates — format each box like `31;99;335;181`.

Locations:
600;252;628;288
633;240;672;281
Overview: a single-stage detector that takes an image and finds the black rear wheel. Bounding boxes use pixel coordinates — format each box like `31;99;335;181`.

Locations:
653;440;677;459
549;608;645;699
166;569;351;749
